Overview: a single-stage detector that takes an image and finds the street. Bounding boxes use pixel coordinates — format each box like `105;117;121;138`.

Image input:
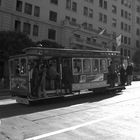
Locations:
0;81;140;140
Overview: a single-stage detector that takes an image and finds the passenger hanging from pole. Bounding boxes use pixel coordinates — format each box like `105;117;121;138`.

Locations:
108;61;116;87
48;60;60;94
62;59;72;94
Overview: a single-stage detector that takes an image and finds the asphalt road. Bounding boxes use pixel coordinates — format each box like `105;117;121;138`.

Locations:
0;81;140;140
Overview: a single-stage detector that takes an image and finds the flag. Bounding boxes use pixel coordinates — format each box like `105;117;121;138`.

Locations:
116;34;122;46
98;29;106;35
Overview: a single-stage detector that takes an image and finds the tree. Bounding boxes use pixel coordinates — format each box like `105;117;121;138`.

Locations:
132;49;140;64
132;49;140;73
0;31;35;88
0;31;35;58
36;40;64;48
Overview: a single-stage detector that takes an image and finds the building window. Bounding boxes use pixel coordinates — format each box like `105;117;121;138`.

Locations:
72;2;77;12
89;9;93;18
24;3;32;15
15;20;21;32
74;34;80;38
124;23;127;31
66;0;71;9
112;18;117;27
33;25;39;36
16;0;22;12
65;16;70;21
99;13;103;21
48;29;56;40
124;36;127;44
50;0;58;5
71;18;76;24
128;13;131;20
49;11;57;22
99;0;103;7
83;7;88;16
99;0;107;9
103;15;107;23
104;1;107;9
136;17;140;25
82;22;87;28
124;11;127;19
112;5;117;14
136;28;140;36
34;6;40;17
99;13;107;23
23;23;31;35
121;9;124;17
88;24;93;29
137;6;140;13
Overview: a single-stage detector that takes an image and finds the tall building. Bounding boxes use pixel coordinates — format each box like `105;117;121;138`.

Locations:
0;0;138;60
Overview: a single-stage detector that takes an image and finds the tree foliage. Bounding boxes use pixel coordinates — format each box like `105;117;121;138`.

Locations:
0;31;35;59
36;40;64;48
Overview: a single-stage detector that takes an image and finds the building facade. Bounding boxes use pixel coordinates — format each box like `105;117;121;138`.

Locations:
0;0;139;60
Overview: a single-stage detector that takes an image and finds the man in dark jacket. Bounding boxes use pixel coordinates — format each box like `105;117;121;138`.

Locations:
108;61;116;87
126;63;133;85
62;60;72;94
120;64;126;86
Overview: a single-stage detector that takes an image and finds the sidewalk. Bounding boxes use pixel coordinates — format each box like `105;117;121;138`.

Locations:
125;81;140;89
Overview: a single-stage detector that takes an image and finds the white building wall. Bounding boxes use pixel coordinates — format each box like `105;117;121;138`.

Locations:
0;0;137;59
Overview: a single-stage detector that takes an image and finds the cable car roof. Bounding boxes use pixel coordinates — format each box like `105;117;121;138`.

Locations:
23;47;120;58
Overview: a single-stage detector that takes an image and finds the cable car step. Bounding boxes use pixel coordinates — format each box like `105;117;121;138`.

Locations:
107;86;125;91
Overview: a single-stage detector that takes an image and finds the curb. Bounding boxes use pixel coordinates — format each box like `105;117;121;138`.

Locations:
0;95;12;100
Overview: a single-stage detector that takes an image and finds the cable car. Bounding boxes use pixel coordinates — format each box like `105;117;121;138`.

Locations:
9;47;125;104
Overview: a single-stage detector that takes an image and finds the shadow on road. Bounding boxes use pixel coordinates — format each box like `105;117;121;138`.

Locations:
0;91;122;119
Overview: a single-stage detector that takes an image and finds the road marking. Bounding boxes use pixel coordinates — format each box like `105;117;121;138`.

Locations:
25;115;117;140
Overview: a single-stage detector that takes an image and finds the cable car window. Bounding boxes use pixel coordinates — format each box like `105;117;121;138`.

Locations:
100;59;107;72
15;59;20;76
83;59;91;73
92;59;99;73
73;59;82;74
20;58;27;75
